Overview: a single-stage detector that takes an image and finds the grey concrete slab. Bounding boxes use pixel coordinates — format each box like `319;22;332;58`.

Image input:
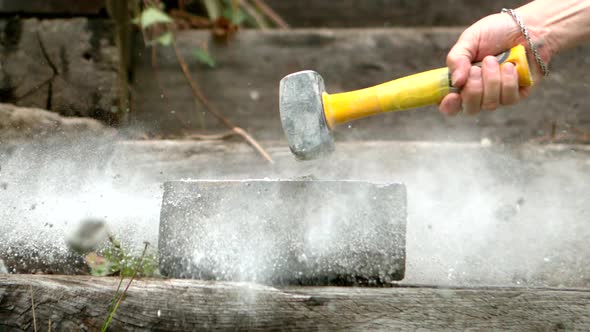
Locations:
159;180;406;285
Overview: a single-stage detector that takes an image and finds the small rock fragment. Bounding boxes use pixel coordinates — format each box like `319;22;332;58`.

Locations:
480;137;492;147
67;218;110;254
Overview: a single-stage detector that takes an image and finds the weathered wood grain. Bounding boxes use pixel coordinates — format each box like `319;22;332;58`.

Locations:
131;29;590;142
265;0;529;27
0;0;528;26
1;275;589;331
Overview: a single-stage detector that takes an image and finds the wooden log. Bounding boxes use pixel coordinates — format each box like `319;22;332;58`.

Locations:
264;0;529;27
1;275;590;330
131;29;590;142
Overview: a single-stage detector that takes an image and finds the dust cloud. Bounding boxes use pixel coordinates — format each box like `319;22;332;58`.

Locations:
0;136;161;273
1;134;589;288
308;141;590;287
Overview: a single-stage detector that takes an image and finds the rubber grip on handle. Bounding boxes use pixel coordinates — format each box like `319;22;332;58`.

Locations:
323;45;533;128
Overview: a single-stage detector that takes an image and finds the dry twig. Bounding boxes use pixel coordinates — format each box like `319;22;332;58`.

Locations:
186;130;236;140
142;0;273;163
170;9;212;30
171;38;274;163
250;0;289;29
29;285;37;332
239;0;269;30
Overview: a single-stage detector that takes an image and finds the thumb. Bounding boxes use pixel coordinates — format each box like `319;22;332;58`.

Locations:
447;33;479;89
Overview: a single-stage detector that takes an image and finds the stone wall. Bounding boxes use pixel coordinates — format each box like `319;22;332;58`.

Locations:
0;18;119;123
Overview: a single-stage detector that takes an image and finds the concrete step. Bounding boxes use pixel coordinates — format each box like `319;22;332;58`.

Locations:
1;139;589;287
131;29;590;143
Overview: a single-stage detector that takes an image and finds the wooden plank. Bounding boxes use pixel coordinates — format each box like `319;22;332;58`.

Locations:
265;0;529;27
0;0;526;26
1;275;589;330
131;29;590;142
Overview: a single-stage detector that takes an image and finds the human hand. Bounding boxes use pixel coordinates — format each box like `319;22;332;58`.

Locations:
439;13;541;115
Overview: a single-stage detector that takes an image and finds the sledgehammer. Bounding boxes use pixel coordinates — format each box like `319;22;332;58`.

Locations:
279;45;533;160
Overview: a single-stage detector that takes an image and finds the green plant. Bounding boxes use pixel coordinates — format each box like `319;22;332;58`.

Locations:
202;0;288;28
133;6;174;46
132;0;275;163
220;0;248;25
82;237;156;330
101;242;151;332
85;236;157;277
193;47;216;67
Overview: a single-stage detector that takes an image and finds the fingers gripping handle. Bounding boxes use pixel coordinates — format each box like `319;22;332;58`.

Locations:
472;44;533;88
323;45;533;128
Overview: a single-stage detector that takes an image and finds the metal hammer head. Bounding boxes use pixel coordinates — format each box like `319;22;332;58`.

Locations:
279;70;334;160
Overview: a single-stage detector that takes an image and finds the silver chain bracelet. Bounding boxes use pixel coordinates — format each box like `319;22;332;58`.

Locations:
501;8;550;77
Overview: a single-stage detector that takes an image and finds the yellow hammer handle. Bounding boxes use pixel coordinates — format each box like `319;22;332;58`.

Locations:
323;44;533;128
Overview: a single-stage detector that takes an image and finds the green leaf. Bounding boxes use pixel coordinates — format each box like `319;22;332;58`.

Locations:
203;0;222;19
134;7;172;29
147;32;173;46
194;48;216;68
223;7;247;25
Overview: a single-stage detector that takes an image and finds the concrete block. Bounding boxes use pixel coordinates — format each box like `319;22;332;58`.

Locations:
159;180;407;285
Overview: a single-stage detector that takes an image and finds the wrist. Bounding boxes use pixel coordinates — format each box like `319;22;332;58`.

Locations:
518;0;590;60
515;3;557;65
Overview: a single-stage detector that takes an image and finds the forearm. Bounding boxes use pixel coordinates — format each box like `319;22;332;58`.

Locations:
519;0;590;57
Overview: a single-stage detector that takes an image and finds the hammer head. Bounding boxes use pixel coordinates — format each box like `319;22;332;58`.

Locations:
279;70;334;160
